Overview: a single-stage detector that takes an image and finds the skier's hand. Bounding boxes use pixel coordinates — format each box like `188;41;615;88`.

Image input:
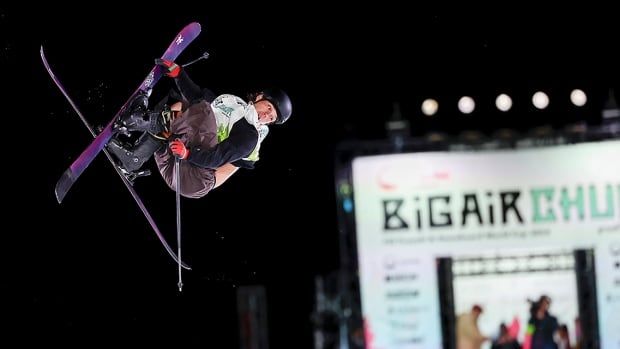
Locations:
155;58;181;78
169;139;189;159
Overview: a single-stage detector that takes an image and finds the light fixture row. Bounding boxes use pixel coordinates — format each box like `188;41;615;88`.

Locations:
420;89;587;116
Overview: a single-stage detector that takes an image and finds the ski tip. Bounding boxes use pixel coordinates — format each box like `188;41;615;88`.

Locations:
55;187;65;204
186;22;201;33
40;45;44;57
55;170;75;204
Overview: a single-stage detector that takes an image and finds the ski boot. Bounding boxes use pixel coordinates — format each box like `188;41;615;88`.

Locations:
113;91;146;135
118;165;152;185
114;91;172;135
106;133;164;183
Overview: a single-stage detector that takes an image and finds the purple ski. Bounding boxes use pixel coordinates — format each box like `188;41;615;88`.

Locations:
54;22;201;203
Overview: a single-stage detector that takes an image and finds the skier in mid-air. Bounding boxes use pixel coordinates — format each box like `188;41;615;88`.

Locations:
107;58;293;198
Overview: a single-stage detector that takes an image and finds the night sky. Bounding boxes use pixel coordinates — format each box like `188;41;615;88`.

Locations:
3;5;618;348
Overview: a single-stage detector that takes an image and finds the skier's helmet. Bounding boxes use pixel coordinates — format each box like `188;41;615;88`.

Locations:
260;88;292;124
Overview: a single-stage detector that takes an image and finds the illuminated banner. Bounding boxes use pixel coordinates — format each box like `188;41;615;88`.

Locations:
352;140;620;349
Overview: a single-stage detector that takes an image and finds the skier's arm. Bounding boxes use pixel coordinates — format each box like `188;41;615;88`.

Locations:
187;121;258;169
156;59;206;103
173;69;204;103
231;158;256;169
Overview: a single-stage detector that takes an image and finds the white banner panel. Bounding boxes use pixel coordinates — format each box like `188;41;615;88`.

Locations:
352;140;620;349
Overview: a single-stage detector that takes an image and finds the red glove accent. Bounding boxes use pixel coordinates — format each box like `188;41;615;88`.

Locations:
155;58;181;78
169;139;189;159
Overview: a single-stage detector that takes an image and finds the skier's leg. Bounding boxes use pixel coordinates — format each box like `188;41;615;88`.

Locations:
154;147;215;199
154;100;217;198
107;132;164;172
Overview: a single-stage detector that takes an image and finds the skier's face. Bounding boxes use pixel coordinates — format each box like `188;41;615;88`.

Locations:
541;297;551;311
253;96;278;125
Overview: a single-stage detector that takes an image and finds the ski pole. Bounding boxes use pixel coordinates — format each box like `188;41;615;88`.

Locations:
182;51;210;67
175;155;183;292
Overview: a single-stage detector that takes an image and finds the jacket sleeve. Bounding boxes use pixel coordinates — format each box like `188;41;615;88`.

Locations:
231;158;256;169
174;70;206;104
187;121;258;169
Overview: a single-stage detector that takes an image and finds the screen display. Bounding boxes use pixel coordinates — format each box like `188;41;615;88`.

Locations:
351;140;620;349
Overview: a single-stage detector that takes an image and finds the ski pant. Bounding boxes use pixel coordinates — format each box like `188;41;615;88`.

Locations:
154;100;218;199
